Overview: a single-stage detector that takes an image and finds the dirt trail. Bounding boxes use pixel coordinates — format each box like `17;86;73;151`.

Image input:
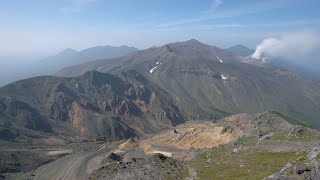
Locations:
33;150;93;180
32;143;119;180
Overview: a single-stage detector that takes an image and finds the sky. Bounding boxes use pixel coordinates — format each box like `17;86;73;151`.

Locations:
1;0;320;58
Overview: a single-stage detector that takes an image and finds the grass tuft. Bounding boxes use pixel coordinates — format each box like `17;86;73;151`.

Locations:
189;143;308;180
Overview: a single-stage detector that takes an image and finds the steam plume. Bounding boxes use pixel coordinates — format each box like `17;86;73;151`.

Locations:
252;31;320;61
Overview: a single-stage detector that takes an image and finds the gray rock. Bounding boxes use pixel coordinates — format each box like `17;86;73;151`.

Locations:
294;164;309;174
307;147;320;160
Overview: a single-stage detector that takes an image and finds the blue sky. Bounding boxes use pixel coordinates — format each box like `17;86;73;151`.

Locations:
1;0;320;57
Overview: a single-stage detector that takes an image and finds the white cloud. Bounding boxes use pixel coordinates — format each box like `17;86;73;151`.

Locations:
60;0;97;13
254;19;320;28
160;19;320;31
204;0;223;13
158;0;293;28
200;23;245;29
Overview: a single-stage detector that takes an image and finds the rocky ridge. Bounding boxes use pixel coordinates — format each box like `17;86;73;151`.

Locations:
0;70;185;143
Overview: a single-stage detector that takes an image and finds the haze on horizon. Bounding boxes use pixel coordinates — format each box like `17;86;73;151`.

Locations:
1;0;320;58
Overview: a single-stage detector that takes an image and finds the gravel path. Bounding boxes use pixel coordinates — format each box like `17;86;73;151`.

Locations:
32;143;119;180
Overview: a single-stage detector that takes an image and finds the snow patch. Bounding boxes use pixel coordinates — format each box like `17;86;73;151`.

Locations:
149;62;162;73
150;66;157;73
150;62;162;73
216;56;223;63
221;75;227;80
97;66;102;71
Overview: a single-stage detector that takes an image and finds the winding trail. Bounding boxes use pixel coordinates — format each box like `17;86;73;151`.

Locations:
32;143;119;180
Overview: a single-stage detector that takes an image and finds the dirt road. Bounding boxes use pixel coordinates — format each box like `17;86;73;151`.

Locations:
32;143;119;180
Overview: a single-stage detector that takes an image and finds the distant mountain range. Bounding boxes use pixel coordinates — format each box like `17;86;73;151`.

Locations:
56;39;320;129
0;45;139;86
38;45;139;74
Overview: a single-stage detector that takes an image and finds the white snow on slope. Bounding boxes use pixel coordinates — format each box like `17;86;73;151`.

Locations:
150;66;157;73
97;66;102;71
216;56;223;63
150;62;162;73
221;74;227;80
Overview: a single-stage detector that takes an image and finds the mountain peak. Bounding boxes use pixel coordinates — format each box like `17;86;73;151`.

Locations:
61;48;78;54
225;44;254;57
185;38;203;45
165;39;210;50
54;48;78;58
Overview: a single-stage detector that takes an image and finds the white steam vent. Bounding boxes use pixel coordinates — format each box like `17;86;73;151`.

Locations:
251;31;320;61
251;38;280;60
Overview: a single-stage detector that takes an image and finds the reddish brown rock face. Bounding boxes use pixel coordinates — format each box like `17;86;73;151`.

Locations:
0;70;185;142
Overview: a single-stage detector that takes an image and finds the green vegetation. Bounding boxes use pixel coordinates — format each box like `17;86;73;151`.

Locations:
151;154;188;180
188;143;308;180
234;137;250;146
271;111;310;128
167;169;188;180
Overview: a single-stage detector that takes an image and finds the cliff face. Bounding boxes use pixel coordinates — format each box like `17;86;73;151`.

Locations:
0;70;185;142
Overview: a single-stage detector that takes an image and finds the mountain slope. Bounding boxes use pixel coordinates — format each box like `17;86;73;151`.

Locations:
267;57;320;80
55;39;320;128
0;70;185;142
